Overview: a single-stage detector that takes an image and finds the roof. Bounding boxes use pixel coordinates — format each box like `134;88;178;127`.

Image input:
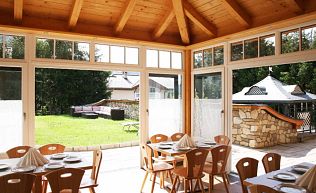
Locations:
233;75;316;103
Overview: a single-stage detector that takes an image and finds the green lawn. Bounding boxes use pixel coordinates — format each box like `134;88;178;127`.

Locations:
35;115;139;146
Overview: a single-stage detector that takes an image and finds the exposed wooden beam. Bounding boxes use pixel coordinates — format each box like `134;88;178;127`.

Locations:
68;0;84;29
221;0;251;27
14;0;23;23
153;9;175;39
172;0;190;44
289;0;305;13
114;0;137;34
183;0;217;37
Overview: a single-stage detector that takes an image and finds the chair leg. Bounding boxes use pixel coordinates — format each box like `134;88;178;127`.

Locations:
190;180;194;192
209;174;214;192
199;179;205;193
226;173;230;184
222;174;230;193
141;171;149;192
170;176;178;193
151;173;157;193
89;187;96;193
184;179;188;193
168;170;173;184
42;181;48;193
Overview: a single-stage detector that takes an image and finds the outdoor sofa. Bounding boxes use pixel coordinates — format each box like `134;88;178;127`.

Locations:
70;105;124;120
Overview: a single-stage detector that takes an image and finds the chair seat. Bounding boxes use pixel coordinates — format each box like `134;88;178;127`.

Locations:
152;162;174;172
203;162;225;175
173;166;205;179
49;190;82;193
80;176;98;189
153;156;176;162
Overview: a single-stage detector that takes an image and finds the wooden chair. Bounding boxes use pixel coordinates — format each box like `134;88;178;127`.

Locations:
203;145;231;193
140;144;174;193
150;134;168;143
80;150;103;193
6;146;31;158
262;153;281;173
0;173;36;193
236;158;259;193
44;168;85;193
170;148;209;193
214;135;230;145
248;184;279;193
170;133;185;141
38;144;65;155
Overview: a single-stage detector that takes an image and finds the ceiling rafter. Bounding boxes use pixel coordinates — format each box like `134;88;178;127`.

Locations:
172;0;190;44
289;0;305;13
68;0;84;29
114;0;137;34
221;0;251;27
183;0;217;37
152;9;175;39
14;0;23;23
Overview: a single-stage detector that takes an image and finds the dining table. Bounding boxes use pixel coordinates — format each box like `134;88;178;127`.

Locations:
244;162;315;192
0;151;93;193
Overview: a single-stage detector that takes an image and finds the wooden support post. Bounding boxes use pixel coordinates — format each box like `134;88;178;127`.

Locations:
184;50;191;135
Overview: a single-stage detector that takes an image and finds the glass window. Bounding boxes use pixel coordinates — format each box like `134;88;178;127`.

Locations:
36;38;54;59
244;38;258;59
171;52;182;69
125;47;139;65
146;49;158;67
193;51;203;68
231;41;243;61
5;35;25;59
301;25;316;51
203;48;212;67
281;29;299;54
0;35;3;58
214;46;224;65
159;51;171;68
259;35;275;57
95;44;109;62
74;42;90;61
55;40;72;60
110;45;124;64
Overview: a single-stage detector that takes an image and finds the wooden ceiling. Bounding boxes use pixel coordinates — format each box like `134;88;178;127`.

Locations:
0;0;316;46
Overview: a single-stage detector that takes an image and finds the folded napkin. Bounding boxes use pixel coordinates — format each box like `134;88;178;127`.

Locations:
17;148;49;167
175;134;196;148
295;165;316;193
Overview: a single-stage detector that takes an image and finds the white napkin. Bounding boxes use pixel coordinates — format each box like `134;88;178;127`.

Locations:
175;134;196;148
17;148;49;167
295;165;316;193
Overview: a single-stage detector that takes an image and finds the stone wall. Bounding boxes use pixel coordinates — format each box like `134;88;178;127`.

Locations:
232;105;299;148
101;100;139;120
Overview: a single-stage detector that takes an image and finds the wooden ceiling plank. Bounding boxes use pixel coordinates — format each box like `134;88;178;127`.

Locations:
221;0;251;27
114;0;137;34
152;9;174;39
288;0;305;13
183;0;217;37
172;0;190;44
68;0;84;29
14;0;23;23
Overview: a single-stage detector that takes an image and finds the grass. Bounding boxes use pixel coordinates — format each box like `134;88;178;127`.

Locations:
35;115;139;146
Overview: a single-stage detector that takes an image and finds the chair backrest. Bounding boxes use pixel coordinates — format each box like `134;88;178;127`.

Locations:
262;153;281;173
38;144;65;155
236;157;259;193
214;135;230;145
170;133;185;141
185;149;209;178
143;144;155;171
249;184;279;193
45;168;85;193
0;173;36;193
150;134;168;143
211;145;231;174
6;146;31;158
90;150;102;184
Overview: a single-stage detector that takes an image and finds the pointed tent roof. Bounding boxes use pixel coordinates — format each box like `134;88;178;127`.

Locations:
233;75;316;103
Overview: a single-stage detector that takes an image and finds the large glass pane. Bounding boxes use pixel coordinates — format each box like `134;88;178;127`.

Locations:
36;38;54;59
214;46;224;65
0;35;3;58
74;42;90;61
193;73;223;140
171;52;182;69
281;29;299;54
159;51;171;68
0;67;22;152
5;35;25;59
148;74;182;136
146;49;158;67
55;40;72;60
110;45;124;64
259;35;275;57
231;41;243;61
95;44;109;63
244;38;258;59
203;48;212;67
193;51;203;68
125;47;139;65
302;25;316;51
